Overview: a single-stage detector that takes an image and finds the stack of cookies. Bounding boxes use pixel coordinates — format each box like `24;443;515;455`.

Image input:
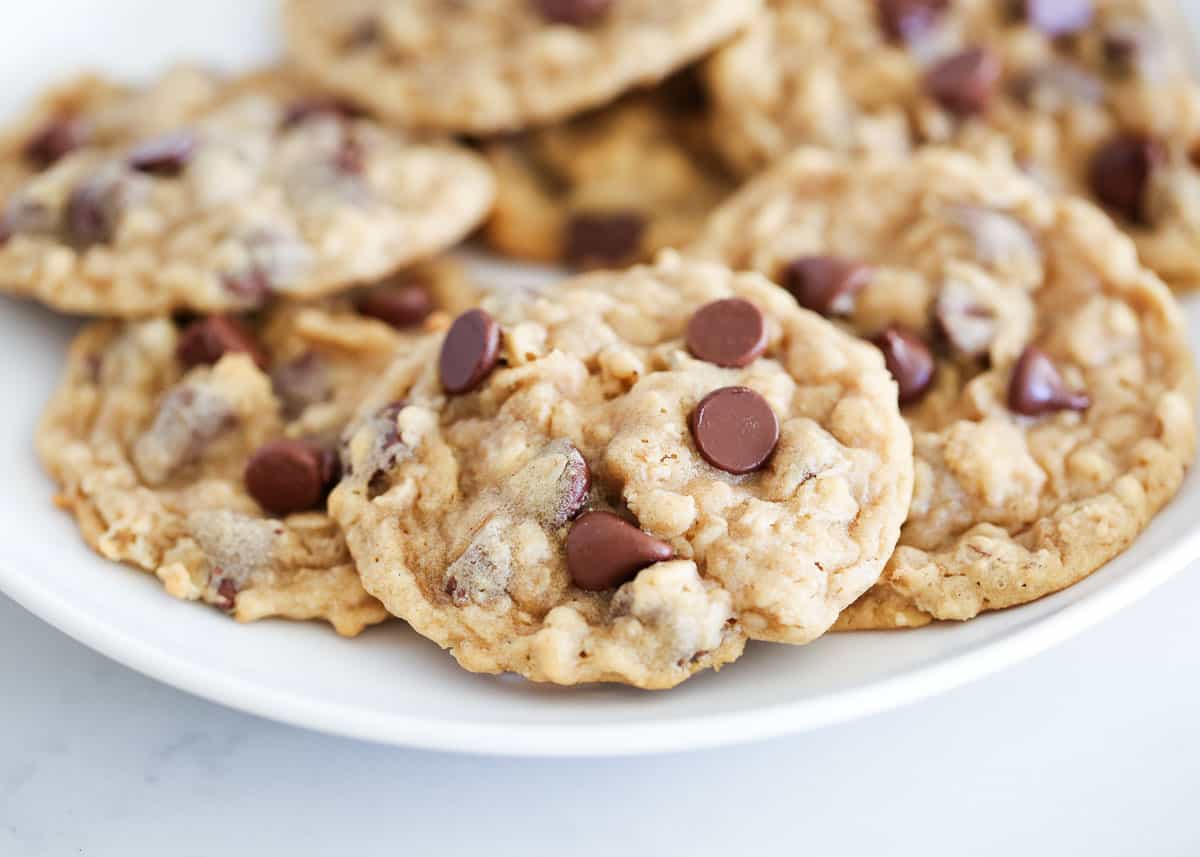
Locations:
7;0;1198;689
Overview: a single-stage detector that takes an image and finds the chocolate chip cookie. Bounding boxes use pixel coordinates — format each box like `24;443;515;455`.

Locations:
283;0;760;133
690;147;1197;628
330;254;914;687
38;259;475;635
704;0;1200;290
0;68;494;316
482;73;735;269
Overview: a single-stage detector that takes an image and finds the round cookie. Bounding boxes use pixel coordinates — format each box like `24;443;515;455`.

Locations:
482;73;735;269
690;147;1197;628
38;259;476;636
704;0;1200;290
0;68;494;316
331;254;914;687
283;0;760;133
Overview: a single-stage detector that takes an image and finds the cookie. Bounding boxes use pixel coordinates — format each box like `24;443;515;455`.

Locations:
704;0;1200;290
330;253;914;687
283;0;760;133
38;259;476;636
690;147;1197;628
0;68;494;316
482;74;735;269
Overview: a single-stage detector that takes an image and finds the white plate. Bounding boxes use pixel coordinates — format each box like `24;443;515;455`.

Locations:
3;0;1200;758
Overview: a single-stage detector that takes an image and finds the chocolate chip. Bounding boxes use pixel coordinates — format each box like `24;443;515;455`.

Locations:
65;180;118;247
1007;346;1090;416
215;577;238;610
534;0;613;26
565;511;673;591
873;326;935;405
925;47;1002;115
1014;0;1092;36
281;97;360;129
1088;135;1164;223
689;386;780;475
177;315;268;371
877;0;948;42
24;115;88;167
244;439;335;516
440;309;501;394
357;281;434;329
564;211;645;268
549;442;592;527
128;131;197;176
686;298;767;368
780;256;872;316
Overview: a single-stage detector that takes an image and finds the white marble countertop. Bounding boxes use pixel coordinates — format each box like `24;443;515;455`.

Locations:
5;562;1200;856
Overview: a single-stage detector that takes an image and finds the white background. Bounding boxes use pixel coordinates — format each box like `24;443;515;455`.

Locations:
3;2;1200;854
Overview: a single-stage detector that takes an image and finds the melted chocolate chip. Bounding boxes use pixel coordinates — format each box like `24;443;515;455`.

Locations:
534;0;613;26
65;179;119;247
24;115;87;167
686;298;767;368
877;0;949;42
780;255;872;316
357;281;435;329
873;326;935;405
128;131;197;176
216;577;238;610
1088;135;1164;223
690;386;780;475
566;511;673;591
549;442;592;527
1015;0;1092;37
564;211;645;269
244;439;336;516
1007;346;1090;416
440;309;501;394
925;47;1002;115
176;315;269;370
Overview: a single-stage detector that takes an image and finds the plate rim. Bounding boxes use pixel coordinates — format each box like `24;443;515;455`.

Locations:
3;512;1198;757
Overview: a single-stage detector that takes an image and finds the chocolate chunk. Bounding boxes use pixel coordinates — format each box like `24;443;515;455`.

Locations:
1007;346;1090;416
1015;0;1092;36
877;0;948;42
24;115;88;167
128;131;197;176
690;386;780;475
65;177;123;247
873;326;935;405
440;309;501;394
177;315;268;371
1088;135;1164;224
281;97;360;129
271;352;332;417
534;0;613;26
244;439;335;516
686;298;768;368
357;281;434;329
780;255;872;316
564;211;645;268
565;511;673;591
925;48;1002;115
215;577;239;610
549;442;592;527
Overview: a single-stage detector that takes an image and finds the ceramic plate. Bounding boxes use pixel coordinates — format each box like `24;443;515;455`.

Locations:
2;0;1199;758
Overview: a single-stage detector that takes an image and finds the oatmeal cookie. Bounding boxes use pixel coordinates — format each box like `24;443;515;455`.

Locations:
283;0;759;133
331;254;913;687
38;259;475;635
704;0;1200;289
0;68;493;316
690;147;1196;627
482;72;735;269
